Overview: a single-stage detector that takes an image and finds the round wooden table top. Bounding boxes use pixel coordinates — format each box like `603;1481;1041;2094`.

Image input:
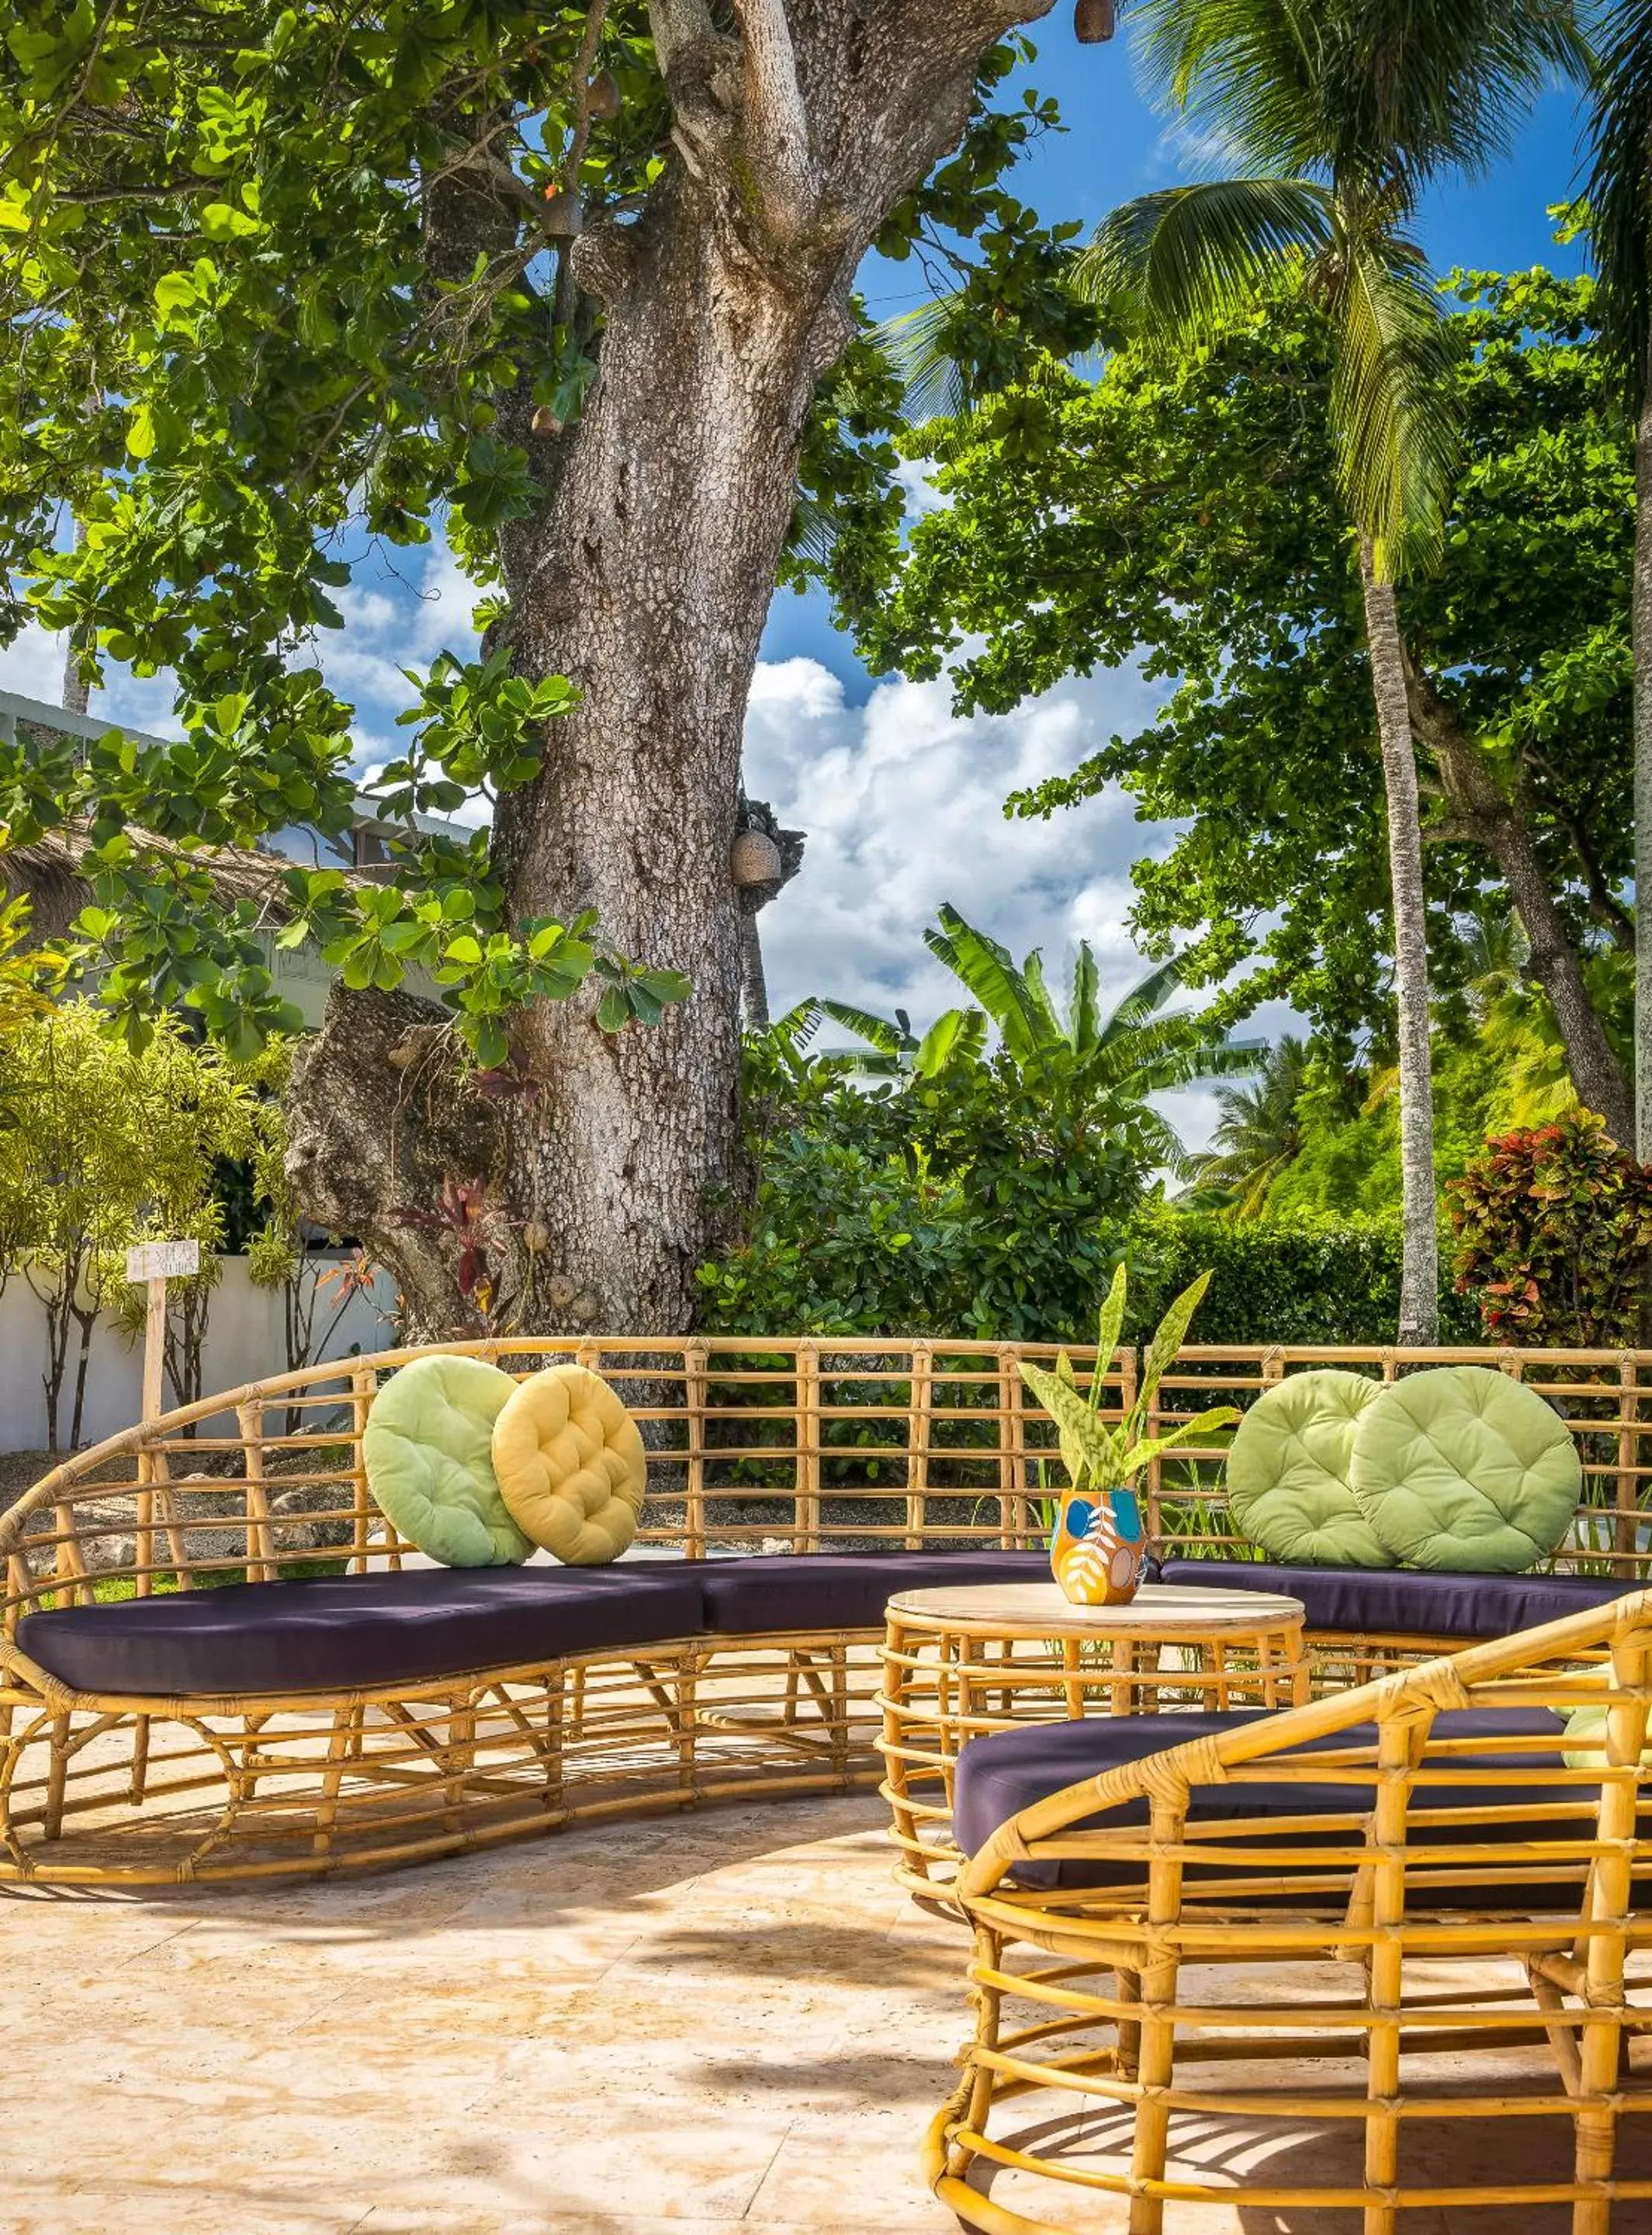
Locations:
884;1579;1306;1640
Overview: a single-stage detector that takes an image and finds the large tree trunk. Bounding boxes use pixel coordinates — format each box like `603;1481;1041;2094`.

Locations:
1405;665;1634;1145
1359;546;1439;1345
1636;390;1652;1162
286;0;1050;1334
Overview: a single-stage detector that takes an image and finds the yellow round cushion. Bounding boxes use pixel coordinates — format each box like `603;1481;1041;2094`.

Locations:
490;1365;648;1564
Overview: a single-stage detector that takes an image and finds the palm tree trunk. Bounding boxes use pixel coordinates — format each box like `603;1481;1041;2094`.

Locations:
61;515;89;716
1636;389;1652;1163
738;908;771;1031
1359;542;1439;1345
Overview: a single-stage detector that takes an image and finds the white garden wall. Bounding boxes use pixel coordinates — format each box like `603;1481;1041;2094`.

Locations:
0;1256;399;1454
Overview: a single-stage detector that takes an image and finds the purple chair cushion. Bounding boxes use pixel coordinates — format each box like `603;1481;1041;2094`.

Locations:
1155;1558;1639;1642
17;1564;707;1700
697;1548;1051;1634
953;1704;1588;1898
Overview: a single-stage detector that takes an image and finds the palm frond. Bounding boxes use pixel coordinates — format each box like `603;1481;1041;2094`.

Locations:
1129;0;1588;190
1329;231;1460;580
1586;0;1652;412
874;294;972;423
1076;176;1333;332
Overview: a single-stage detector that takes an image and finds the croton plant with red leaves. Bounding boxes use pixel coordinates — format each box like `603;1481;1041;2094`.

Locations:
1447;1111;1652;1348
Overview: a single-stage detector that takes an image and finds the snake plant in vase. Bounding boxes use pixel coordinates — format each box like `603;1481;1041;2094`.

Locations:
1020;1264;1238;1607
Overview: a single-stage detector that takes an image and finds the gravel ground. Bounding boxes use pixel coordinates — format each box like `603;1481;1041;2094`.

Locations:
0;1450;54;1519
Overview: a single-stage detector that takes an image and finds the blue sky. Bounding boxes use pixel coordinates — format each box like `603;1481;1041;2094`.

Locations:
0;23;1597;1149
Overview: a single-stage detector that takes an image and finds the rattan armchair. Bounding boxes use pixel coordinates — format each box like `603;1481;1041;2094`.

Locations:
928;1589;1652;2233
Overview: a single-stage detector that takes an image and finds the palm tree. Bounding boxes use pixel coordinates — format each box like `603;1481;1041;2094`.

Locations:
816;904;1261;1175
1585;3;1652;1162
1183;1035;1311;1216
1076;0;1584;1342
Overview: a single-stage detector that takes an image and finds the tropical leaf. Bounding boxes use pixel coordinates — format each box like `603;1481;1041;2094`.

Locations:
818;998;916;1057
1585;0;1652;411
1121;1410;1244;1472
875;293;972;422
1088;1259;1128;1411
913;1006;986;1077
1329;233;1460;580
1019;1357;1120;1490
1069;940;1101;1057
1077;177;1333;333
1019;948;1067;1049
1131;1268;1215;1436
1097;953;1188;1041
925;905;1048;1065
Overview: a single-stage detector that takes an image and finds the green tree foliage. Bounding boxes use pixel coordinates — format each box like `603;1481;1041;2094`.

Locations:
855;267;1633;1076
814;907;1258;1173
1581;1;1652;1159
699;998;1141;1341
1448;1111;1652;1347
0;8;1082;1069
1181;1037;1309;1217
705;913;1250;1340
0;1004;256;1443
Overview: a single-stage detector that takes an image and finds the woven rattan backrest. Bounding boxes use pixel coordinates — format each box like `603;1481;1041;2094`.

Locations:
4;1339;1652;1634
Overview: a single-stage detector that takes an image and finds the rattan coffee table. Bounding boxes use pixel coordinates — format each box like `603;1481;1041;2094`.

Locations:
876;1579;1308;1897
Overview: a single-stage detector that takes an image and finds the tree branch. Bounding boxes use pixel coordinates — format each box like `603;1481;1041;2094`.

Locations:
729;0;816;240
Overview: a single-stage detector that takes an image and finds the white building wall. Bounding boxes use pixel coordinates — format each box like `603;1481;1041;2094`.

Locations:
0;1256;398;1453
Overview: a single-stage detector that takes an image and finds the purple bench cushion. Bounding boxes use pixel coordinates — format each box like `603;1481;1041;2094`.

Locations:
697;1548;1051;1634
17;1564;707;1700
1156;1558;1638;1642
953;1704;1588;1898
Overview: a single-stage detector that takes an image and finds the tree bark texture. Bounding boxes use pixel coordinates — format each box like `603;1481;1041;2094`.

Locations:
283;0;1055;1336
1359;548;1439;1345
1406;665;1634;1145
1636;390;1652;1161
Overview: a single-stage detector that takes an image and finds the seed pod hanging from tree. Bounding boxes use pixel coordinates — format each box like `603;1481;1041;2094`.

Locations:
1074;0;1115;40
731;829;784;889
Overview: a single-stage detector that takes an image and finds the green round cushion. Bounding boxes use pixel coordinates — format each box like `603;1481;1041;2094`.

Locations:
1224;1369;1392;1567
362;1354;531;1567
1349;1366;1581;1575
1560;1702;1652;1771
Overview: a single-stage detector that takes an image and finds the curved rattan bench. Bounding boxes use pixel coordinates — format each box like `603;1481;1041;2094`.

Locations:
927;1590;1652;2234
5;1335;1652;1888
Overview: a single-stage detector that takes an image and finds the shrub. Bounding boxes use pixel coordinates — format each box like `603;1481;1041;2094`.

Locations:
1117;1204;1480;1347
1447;1111;1652;1346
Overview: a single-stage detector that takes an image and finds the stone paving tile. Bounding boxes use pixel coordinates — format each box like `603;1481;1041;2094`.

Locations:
6;1790;1643;2233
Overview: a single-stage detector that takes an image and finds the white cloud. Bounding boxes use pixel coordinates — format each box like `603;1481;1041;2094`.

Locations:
743;653;1172;1023
0;622;71;705
740;652;1261;1157
0;623;184;739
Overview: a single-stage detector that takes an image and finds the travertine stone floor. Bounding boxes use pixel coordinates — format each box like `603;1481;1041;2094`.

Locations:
1;1793;1640;2233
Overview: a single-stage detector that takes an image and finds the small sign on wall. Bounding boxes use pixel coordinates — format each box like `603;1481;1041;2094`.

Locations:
126;1238;201;1284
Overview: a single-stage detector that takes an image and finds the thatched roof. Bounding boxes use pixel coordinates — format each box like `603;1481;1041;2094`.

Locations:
2;826;319;943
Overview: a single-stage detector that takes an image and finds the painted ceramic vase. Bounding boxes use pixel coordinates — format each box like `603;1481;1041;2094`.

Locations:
1050;1481;1145;1607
